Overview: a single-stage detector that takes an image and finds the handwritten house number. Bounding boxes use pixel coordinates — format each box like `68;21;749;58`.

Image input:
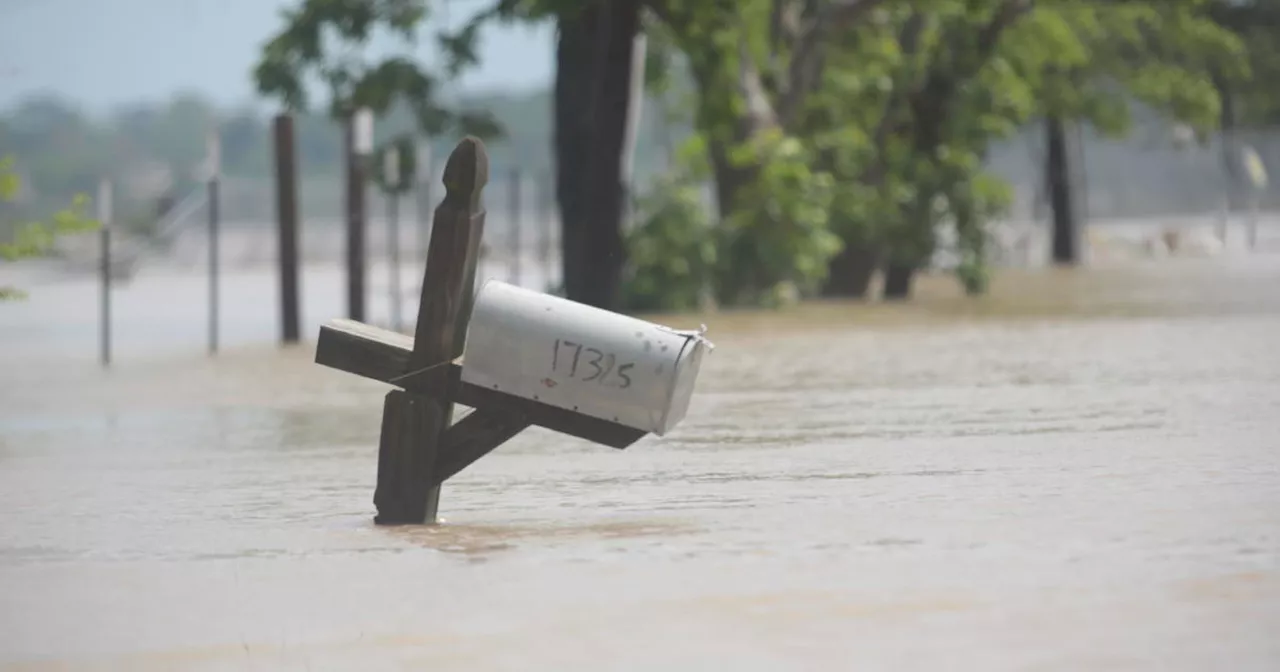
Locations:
551;339;634;388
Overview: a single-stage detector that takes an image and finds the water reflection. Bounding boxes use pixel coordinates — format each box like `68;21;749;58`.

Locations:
385;519;702;563
1;259;1279;669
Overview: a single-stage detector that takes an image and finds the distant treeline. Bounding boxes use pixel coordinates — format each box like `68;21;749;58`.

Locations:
0;87;1270;235
0;89;683;220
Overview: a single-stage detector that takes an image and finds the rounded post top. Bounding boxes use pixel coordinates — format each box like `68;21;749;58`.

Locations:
441;136;489;207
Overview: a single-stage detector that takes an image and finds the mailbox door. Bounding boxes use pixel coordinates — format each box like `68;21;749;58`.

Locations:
656;336;707;435
461;281;700;434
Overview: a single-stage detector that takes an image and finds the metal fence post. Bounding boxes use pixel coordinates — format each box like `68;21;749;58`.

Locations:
274;114;302;345
509;168;522;287
97;179;112;367
387;189;402;332
207;131;221;355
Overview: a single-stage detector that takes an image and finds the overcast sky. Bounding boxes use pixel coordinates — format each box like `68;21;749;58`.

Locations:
0;0;554;113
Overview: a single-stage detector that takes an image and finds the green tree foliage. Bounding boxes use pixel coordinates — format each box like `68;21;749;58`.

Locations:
0;156;99;300
1012;0;1245;135
629;0;1247;306
853;1;1035;297
628;0;1023;304
621;167;717;313
714;129;839;306
4;1;1261;312
1207;0;1280;125
623;0;881;307
253;0;501;138
622;126;838;310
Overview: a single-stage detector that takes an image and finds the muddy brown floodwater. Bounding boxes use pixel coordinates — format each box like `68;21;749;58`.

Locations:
1;256;1279;671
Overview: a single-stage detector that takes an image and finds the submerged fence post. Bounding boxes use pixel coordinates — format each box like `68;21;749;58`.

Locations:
1242;145;1268;252
1247;197;1259;251
97;179;112;367
207;131;221;356
508;168;522;287
385;145;403;333
345;109;374;322
274;114;302;345
416;143;434;271
537;175;554;292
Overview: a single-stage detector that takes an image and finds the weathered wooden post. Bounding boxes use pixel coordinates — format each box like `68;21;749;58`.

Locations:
274;114;302;345
345;108;374;322
315;136;713;525
374;136;486;524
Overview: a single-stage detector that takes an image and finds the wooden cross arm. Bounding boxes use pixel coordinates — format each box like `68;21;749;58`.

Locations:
315;319;646;449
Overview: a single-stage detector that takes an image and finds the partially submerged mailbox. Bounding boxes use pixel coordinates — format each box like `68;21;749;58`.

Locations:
461;280;713;436
313;136;716;525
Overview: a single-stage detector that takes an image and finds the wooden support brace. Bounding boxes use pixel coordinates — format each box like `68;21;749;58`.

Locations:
433;408;531;487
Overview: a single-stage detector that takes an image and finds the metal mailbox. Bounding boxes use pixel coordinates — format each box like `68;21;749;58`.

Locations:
460;280;713;435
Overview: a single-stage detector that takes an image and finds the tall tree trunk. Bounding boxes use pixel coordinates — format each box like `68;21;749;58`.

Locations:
821;239;879;298
882;262;914;300
1046;115;1079;265
554;0;641;310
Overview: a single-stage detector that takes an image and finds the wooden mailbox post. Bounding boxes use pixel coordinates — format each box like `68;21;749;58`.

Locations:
314;137;712;524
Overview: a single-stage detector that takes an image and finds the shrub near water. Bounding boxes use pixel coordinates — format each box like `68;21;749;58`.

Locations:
623;130;839;312
1;156;100;300
621;171;717;314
